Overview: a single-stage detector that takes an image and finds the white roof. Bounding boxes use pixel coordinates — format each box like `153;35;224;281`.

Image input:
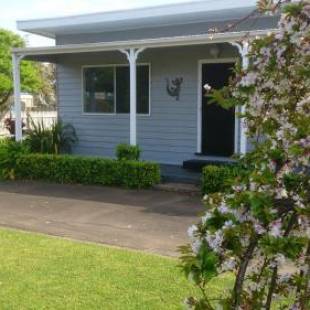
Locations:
17;1;257;38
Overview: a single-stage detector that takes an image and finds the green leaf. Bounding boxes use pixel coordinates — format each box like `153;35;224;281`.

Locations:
0;28;44;107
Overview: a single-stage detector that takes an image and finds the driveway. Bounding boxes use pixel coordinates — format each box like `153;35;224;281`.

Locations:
0;181;203;256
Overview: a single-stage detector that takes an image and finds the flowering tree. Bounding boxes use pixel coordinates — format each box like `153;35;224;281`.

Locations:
180;2;309;309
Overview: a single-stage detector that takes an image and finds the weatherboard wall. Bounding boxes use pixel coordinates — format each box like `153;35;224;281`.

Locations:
56;44;246;164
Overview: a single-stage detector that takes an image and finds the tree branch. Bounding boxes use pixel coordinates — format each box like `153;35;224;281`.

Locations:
0;90;12;107
210;0;287;35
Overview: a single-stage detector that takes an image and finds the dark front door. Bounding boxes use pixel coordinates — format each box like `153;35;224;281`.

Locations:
201;62;235;157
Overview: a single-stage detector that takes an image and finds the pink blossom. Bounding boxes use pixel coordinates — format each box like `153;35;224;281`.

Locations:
191;239;202;255
218;203;229;214
205;231;224;253
221;257;237;271
254;223;266;235
201;212;212;225
187;225;198;240
269;220;282;237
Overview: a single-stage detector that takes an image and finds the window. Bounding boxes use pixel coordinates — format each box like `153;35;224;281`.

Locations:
83;65;150;114
84;67;115;113
116;66;130;113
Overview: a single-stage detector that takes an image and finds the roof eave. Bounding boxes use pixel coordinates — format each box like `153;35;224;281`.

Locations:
12;29;278;58
19;29;55;39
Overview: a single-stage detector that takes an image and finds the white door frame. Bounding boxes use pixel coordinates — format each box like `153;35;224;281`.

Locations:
197;58;239;155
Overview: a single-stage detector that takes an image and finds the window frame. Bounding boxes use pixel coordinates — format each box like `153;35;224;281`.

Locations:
81;63;151;116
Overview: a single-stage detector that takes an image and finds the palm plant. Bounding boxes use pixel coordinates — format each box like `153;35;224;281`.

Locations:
50;120;78;154
25;118;78;154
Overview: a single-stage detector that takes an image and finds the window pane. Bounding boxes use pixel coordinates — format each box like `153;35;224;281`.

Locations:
84;67;114;113
116;66;130;113
137;65;149;114
115;65;149;114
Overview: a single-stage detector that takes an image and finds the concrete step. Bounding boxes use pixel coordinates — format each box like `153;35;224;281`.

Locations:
154;182;201;195
161;174;200;185
183;158;235;172
160;164;201;185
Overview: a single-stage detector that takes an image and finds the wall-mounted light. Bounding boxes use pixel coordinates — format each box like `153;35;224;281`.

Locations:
209;44;221;58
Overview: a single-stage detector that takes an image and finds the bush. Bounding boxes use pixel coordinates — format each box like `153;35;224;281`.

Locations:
0;139;29;180
202;164;246;194
116;144;141;161
25;119;78;154
12;154;160;189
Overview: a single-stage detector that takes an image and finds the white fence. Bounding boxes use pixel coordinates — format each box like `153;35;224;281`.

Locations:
0;110;57;138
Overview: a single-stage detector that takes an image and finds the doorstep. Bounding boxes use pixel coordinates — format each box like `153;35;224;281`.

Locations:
183;157;236;172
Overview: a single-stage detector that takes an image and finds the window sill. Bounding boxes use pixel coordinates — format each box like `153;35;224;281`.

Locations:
82;112;151;117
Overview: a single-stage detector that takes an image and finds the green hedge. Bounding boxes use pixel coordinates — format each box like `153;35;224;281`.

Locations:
116;143;141;161
202;164;246;194
3;153;160;189
0;139;29;180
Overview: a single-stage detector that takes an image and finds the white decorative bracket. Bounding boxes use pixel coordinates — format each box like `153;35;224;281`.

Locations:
230;41;249;155
119;48;145;146
230;41;249;70
12;53;25;142
119;48;145;64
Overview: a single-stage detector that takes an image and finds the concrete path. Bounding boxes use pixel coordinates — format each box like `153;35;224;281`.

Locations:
0;181;203;256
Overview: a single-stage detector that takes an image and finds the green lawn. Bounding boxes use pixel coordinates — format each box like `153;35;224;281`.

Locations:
0;228;233;310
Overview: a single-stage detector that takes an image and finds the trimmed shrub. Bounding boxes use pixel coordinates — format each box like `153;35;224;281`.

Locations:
0;139;29;180
202;164;246;194
116;144;141;161
13;154;160;189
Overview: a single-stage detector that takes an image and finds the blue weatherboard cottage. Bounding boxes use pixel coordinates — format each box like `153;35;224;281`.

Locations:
12;1;279;167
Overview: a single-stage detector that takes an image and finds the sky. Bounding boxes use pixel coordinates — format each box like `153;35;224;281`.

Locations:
0;0;257;47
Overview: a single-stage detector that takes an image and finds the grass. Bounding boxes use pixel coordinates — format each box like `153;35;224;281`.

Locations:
0;228;233;310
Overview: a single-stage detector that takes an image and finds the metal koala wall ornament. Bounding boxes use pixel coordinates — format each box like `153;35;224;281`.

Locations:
166;77;183;101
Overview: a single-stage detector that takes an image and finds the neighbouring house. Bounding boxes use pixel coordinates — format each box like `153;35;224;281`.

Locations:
12;1;280;166
0;93;57;137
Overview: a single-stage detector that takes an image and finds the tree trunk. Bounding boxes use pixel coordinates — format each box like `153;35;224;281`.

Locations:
232;235;258;309
299;242;310;310
265;213;297;310
265;266;278;310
